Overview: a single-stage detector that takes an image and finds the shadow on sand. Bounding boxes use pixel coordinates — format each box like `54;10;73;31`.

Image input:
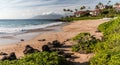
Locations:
69;62;89;65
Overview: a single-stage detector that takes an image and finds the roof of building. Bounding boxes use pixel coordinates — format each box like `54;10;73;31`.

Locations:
74;11;86;15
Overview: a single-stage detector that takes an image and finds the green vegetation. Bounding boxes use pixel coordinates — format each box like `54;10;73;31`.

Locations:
90;17;120;65
72;33;99;53
98;17;120;36
61;2;120;22
61;17;102;22
71;17;120;64
90;47;120;65
94;33;120;52
0;52;67;65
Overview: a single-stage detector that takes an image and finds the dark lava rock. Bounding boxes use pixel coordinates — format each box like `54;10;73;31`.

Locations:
47;42;54;48
52;40;62;47
23;45;39;54
20;39;24;41
0;52;8;55
50;48;60;51
63;53;72;58
42;45;50;52
63;39;71;43
57;50;65;55
1;52;17;61
38;39;46;41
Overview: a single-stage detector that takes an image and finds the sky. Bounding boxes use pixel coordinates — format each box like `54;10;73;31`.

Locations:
0;0;120;19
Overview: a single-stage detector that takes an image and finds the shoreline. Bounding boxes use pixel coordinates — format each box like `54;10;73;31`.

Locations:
0;22;67;45
0;19;109;63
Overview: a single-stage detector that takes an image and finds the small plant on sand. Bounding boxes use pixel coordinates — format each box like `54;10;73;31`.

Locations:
72;32;99;53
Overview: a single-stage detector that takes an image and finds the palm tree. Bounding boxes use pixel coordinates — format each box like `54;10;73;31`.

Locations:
63;9;67;17
97;2;104;9
63;9;67;12
66;9;73;17
115;2;120;6
80;6;86;10
75;9;78;12
98;2;103;6
67;9;71;12
95;5;100;9
82;6;86;9
70;10;73;12
107;0;111;5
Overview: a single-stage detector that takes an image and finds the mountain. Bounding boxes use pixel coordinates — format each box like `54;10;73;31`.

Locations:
32;12;63;19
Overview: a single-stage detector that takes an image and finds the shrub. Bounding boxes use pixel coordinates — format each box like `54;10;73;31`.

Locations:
90;17;120;65
90;47;120;65
90;50;113;65
72;33;99;53
94;33;120;52
98;17;120;36
0;52;67;65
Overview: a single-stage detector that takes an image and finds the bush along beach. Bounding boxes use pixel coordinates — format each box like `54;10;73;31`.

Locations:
71;17;120;65
72;33;99;53
0;52;67;65
90;17;120;65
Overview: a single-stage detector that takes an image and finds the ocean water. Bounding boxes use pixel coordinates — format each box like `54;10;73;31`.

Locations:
0;19;63;34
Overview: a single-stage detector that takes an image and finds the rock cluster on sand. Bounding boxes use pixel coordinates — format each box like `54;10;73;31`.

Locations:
38;39;46;41
1;52;17;61
23;45;39;54
48;40;63;48
42;40;72;58
42;45;50;52
0;52;8;55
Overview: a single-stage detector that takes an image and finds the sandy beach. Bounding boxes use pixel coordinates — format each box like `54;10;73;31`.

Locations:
0;19;109;64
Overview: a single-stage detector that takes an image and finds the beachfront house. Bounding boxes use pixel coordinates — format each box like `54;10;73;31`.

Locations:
89;9;101;16
74;11;86;17
113;3;120;12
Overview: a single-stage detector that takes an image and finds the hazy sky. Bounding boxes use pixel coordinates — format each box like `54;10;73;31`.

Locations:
0;0;119;19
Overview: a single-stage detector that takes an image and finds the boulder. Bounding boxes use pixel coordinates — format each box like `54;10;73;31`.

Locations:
63;39;71;43
38;39;46;41
50;48;60;51
57;50;65;55
52;40;62;47
1;56;8;61
49;48;64;55
63;53;72;58
42;45;50;52
23;45;39;54
47;42;54;48
0;52;8;55
8;52;17;60
20;39;24;41
1;52;17;61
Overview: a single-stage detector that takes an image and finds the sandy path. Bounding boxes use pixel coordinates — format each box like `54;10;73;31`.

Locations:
0;19;109;64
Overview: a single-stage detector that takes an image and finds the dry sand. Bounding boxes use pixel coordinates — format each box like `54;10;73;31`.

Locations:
0;19;109;64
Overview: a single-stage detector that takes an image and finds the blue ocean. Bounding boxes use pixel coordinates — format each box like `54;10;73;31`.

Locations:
0;19;63;34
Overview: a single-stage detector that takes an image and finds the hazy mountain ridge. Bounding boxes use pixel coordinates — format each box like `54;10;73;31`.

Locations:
32;12;64;19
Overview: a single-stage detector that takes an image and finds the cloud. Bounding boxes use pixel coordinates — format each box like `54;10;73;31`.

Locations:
0;0;119;19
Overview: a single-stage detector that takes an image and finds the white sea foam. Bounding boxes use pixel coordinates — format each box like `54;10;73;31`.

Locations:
0;22;63;33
